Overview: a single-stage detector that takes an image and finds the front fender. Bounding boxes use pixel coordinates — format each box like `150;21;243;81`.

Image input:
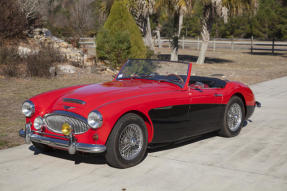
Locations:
222;82;255;106
94;90;189;145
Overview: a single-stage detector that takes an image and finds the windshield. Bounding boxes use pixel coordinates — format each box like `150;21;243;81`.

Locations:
116;59;190;87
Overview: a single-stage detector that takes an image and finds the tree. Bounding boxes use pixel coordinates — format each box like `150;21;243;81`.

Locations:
96;0;146;69
196;0;257;64
129;0;155;50
18;0;40;25
254;0;287;40
70;0;92;36
155;0;190;61
100;0;156;50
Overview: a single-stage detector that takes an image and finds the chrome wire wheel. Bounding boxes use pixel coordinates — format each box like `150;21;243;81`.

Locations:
118;124;144;161
227;103;242;132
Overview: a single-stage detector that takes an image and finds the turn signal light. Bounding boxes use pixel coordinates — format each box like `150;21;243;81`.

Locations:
92;133;99;141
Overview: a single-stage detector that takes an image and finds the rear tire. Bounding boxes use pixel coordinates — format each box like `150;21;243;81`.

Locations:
32;142;53;153
219;96;245;137
105;113;148;168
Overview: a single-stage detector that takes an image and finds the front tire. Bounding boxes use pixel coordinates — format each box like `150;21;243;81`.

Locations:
219;96;245;137
105;113;148;168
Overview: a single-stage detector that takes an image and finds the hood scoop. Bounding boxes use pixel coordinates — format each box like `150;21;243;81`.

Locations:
63;98;86;105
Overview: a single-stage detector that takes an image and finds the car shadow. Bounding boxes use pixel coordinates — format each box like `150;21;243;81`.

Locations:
28;134;216;166
147;132;218;153
158;54;233;64
29;145;106;165
28;120;251;165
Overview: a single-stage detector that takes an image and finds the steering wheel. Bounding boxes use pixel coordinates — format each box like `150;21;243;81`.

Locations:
167;74;184;84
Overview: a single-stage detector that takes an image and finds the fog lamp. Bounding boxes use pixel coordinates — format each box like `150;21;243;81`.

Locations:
62;123;72;136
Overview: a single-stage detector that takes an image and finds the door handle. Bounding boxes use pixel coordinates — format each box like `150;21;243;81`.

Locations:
214;93;223;97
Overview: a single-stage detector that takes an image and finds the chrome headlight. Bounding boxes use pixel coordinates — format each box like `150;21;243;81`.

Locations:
22;101;35;117
88;110;103;129
33;117;44;130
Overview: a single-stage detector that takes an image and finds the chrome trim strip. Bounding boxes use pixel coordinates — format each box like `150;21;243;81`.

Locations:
155;106;173;110
19;124;32;143
30;134;106;153
45;110;87;123
32;130;68;139
63;98;86;105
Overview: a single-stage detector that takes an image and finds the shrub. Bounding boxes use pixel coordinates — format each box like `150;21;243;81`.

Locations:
96;0;146;69
26;44;66;77
146;47;157;59
0;45;21;77
0;0;28;39
96;29;131;69
0;43;67;78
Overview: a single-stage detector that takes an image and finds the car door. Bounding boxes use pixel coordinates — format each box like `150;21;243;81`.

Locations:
186;87;225;136
149;89;192;143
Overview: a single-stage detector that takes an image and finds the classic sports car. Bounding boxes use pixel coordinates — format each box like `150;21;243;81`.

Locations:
20;59;260;168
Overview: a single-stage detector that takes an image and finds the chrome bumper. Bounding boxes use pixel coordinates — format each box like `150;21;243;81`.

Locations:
19;125;106;154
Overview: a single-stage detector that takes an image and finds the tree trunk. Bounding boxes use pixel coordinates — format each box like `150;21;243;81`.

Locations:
171;9;184;61
197;7;212;65
144;15;154;50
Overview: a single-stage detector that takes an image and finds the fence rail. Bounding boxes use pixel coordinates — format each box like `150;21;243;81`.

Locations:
79;37;96;48
79;37;287;54
155;37;287;54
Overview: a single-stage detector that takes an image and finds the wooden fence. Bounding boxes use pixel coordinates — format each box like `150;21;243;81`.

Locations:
79;37;96;48
79;37;287;55
155;36;287;54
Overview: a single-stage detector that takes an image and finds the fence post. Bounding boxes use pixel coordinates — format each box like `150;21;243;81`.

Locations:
182;36;185;49
213;39;216;52
231;37;234;51
156;30;161;48
197;36;200;50
272;38;275;55
251;36;254;55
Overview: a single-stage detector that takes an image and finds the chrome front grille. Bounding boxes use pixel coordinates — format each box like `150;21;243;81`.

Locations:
45;112;89;135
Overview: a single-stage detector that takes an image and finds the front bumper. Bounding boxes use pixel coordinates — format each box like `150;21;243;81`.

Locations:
19;124;106;154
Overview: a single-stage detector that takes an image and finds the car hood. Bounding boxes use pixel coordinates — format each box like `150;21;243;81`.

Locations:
50;79;179;113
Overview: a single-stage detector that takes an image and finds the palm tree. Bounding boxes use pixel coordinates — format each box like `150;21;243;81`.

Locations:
129;0;156;50
155;0;190;61
197;0;257;64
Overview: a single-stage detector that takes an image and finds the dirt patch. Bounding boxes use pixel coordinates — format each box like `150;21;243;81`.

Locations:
157;48;287;85
0;49;287;149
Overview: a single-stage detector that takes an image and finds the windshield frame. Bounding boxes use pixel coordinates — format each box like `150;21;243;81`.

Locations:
115;59;192;89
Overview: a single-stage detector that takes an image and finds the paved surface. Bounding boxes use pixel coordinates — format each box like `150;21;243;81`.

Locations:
1;77;287;191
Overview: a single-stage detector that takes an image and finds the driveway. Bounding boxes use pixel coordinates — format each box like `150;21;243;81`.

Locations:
1;77;287;191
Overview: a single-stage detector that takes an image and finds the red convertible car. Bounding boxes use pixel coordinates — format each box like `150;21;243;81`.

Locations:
20;59;260;168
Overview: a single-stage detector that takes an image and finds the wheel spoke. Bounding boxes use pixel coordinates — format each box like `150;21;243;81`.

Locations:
227;103;242;132
119;124;143;161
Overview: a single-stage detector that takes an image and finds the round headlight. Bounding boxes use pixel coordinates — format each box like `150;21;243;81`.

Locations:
33;117;44;130
22;101;35;117
88;110;103;129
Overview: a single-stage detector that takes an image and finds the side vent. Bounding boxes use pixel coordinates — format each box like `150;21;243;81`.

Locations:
63;98;86;105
